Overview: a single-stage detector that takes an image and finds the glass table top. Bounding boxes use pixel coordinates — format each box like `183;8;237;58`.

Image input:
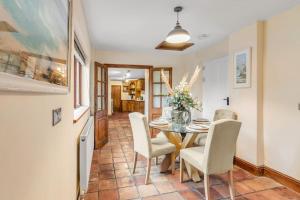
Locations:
149;121;209;134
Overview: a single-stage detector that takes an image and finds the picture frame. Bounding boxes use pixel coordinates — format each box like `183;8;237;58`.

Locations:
233;48;251;88
0;0;72;93
123;86;129;93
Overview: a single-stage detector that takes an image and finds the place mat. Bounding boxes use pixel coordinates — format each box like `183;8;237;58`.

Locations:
189;124;209;130
186;126;208;133
193;118;209;123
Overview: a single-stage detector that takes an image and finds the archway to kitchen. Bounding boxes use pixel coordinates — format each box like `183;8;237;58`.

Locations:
105;64;152;119
94;63;173;148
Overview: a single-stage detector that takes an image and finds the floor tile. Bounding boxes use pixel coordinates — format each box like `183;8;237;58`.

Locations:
154;182;176;194
159;192;184;200
99;179;117;190
241;177;281;191
99;189;118;200
87;182;99;193
118;186;139;200
99;170;115;180
80;192;98;200
115;169;131;178
117;177;135;188
99;164;114;171
179;190;203;200
137;184;159;197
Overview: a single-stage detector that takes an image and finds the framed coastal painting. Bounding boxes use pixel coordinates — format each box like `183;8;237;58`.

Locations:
0;0;71;93
233;48;251;88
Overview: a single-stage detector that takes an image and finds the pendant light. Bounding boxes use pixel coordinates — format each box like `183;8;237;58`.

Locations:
166;6;191;44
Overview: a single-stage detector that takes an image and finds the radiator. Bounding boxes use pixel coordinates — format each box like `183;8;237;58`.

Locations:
80;116;94;194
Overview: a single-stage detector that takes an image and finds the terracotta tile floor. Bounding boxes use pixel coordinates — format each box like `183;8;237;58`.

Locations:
81;112;300;200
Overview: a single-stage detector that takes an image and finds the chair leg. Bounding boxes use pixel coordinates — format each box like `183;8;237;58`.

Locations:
204;174;211;200
228;170;235;200
145;158;152;185
180;157;184;183
171;152;176;175
155;156;158;165
132;152;138;174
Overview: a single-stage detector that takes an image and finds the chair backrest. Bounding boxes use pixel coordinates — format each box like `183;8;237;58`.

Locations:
203;119;241;174
162;106;172;120
213;109;237;121
128;112;152;158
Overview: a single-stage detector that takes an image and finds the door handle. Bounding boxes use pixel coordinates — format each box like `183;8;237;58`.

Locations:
223;97;230;106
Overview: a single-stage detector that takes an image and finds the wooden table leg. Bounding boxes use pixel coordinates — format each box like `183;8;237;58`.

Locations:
160;154;171;172
160;132;182;172
159;131;203;182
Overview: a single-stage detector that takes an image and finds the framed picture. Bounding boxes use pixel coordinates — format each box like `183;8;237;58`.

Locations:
123;86;129;93
233;48;251;88
0;0;72;93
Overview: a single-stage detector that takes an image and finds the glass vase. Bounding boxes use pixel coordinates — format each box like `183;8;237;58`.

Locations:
171;109;191;132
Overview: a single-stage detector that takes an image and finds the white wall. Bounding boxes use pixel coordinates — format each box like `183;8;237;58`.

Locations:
228;22;264;166
263;5;300;180
0;0;92;199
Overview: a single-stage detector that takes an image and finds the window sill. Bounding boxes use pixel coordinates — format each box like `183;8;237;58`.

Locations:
73;106;90;123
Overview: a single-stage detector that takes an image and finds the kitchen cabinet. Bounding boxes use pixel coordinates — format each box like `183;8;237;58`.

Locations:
121;100;144;113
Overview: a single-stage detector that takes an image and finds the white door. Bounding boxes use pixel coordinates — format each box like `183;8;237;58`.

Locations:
202;56;229;120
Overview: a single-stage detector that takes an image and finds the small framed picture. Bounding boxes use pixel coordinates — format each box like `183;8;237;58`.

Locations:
233;48;251;88
123;86;129;93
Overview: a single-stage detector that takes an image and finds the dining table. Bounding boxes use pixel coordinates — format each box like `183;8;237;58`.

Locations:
149;119;210;182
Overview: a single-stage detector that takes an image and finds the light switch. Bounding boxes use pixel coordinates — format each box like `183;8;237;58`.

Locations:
298;103;300;111
52;108;62;126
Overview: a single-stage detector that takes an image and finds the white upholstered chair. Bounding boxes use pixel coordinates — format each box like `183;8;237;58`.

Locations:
129;112;176;184
180;119;241;200
213;109;237;121
154;106;172;142
195;109;237;146
151;107;175;164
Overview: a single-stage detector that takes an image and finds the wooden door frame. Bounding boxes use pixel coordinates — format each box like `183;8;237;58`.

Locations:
103;63;153;119
111;85;122;112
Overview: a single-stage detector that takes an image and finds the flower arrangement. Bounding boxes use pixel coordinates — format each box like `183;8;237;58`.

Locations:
161;66;202;111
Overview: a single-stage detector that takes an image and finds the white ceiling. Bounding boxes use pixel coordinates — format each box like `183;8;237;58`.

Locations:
83;0;300;54
108;68;145;81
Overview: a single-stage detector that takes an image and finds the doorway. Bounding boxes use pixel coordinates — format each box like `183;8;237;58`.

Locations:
107;67;148;116
202;56;229;120
111;85;121;112
94;63;173;149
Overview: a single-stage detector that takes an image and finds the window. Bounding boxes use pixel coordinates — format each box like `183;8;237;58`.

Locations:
73;34;89;122
74;56;82;108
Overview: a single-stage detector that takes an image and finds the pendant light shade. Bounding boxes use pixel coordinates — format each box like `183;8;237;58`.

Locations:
165;6;191;44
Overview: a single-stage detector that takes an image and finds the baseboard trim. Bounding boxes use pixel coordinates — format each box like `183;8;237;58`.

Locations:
234;156;300;193
264;166;300;193
234;157;264;176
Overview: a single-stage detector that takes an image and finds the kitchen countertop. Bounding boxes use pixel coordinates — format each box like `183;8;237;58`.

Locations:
121;99;144;102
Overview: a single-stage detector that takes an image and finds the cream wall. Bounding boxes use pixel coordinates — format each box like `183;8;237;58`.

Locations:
228;22;264;166
263;5;300;180
0;0;92;199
